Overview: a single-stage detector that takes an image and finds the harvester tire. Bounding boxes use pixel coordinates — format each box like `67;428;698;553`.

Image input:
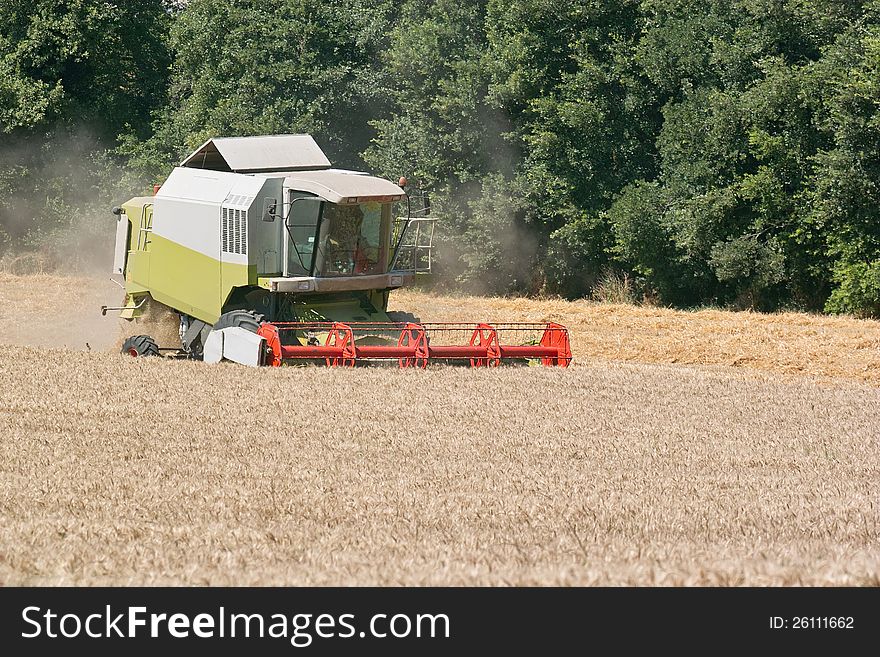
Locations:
121;335;160;358
213;309;266;333
386;311;422;325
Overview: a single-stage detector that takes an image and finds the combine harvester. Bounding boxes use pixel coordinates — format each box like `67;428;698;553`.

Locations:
104;134;571;368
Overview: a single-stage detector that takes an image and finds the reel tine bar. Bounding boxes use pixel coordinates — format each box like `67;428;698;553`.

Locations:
260;321;572;368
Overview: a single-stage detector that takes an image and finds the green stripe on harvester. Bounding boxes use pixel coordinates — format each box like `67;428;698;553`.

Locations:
125;231;251;325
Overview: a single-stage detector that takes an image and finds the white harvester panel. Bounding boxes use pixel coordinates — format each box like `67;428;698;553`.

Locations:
222;173;278;268
112;214;129;275
153;168;236;261
203;327;265;366
152;167;282;269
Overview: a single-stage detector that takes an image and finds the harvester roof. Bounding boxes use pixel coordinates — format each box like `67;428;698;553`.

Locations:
275;169;405;204
181;134;331;173
178;134;403;202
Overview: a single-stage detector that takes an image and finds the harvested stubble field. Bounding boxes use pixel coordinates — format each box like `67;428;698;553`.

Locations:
0;273;878;585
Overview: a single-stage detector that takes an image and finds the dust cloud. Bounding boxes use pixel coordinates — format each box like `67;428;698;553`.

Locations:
390;106;540;297
0;130;157;351
0;128;150;276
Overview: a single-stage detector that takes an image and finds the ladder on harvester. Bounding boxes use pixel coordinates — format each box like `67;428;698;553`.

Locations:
391;216;436;274
391;184;436;274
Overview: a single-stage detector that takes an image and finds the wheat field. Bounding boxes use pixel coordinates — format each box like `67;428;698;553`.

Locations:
0;274;878;585
3;273;879;383
393;289;880;384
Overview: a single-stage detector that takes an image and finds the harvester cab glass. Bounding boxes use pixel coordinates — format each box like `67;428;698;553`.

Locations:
285;195;320;276
321;201;387;276
285;197;393;278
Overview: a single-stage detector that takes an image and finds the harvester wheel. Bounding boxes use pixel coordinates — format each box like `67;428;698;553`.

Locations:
121;335;160;358
213;309;266;333
386;311;422;325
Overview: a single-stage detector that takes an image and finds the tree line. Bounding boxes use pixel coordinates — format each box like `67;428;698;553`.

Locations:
1;0;879;316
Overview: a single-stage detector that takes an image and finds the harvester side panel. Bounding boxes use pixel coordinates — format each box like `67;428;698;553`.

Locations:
241;176;283;278
121;168;283;325
121;198;153;298
219;173;282;299
141;234;233;323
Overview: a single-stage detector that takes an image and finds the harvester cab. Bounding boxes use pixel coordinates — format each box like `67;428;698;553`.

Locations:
106;134;571;368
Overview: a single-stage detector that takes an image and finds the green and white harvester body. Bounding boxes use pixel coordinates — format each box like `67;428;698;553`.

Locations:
108;134;571;368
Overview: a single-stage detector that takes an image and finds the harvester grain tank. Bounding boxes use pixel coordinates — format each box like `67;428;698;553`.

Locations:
106;134;571;367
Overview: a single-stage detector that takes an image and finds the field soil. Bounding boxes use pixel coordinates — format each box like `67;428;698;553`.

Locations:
0;274;878;585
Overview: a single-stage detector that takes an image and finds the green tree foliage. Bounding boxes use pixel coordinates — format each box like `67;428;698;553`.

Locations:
604;0;880;312
0;1;172;255
367;1;655;294
807;9;880;316
2;0;880;316
124;0;396;176
364;1;520;290
0;0;172;138
486;0;659;297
